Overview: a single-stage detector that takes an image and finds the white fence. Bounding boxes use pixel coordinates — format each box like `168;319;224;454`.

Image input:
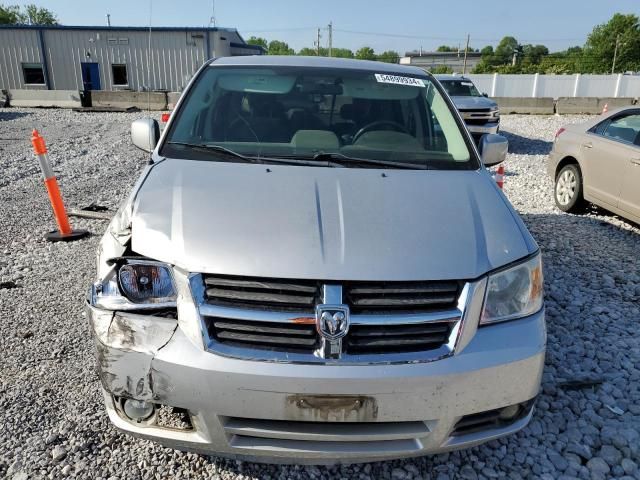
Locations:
467;74;640;98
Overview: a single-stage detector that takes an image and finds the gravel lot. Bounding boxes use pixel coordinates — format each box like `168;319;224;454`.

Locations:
1;108;639;480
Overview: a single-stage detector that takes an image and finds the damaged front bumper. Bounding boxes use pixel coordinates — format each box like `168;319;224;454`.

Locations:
86;298;545;465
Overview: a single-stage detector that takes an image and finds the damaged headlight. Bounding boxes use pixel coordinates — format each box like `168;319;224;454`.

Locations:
480;254;543;324
91;259;177;310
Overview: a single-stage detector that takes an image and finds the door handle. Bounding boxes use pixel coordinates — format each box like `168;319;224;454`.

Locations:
582;143;593;149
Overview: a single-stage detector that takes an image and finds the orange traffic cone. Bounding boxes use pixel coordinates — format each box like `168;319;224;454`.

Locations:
31;130;89;242
495;164;505;190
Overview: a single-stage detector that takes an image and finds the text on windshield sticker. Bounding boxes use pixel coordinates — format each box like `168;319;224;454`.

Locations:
375;74;426;87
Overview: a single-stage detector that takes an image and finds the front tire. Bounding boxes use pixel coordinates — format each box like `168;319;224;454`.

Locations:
554;164;585;212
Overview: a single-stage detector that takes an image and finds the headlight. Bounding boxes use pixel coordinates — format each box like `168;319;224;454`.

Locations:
491;107;500;117
91;259;177;310
480;254;543;324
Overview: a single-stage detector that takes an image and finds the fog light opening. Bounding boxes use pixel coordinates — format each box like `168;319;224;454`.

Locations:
498;404;521;421
122;398;155;422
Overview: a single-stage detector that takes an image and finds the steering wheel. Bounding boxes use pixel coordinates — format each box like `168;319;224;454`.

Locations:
352;120;409;144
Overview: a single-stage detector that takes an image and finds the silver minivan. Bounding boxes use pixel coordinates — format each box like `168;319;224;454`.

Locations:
86;56;545;464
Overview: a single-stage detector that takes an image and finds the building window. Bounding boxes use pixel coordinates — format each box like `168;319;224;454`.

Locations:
112;64;128;86
22;63;45;85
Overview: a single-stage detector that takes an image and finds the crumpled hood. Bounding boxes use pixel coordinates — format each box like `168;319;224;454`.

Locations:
451;95;497;110
130;160;535;281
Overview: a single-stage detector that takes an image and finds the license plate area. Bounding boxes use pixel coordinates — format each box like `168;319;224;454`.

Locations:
286;394;378;422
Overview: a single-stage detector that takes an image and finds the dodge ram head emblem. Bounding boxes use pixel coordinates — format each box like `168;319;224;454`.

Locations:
315;305;349;359
316;305;349;340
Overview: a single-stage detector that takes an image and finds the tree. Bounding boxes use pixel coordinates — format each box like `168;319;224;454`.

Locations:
355;46;376;61
429;65;453;74
298;47;320;56
583;13;640;73
247;36;268;50
493;36;519;64
0;4;22;24
268;40;294;55
0;3;57;24
332;48;354;58
436;45;457;52
24;3;57;24
377;50;400;63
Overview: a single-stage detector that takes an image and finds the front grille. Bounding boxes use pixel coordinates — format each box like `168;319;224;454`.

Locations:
465;118;492;126
344;281;460;313
196;274;470;363
346;322;453;354
459;107;491;113
223;416;429;453
205;317;318;353
203;274;320;311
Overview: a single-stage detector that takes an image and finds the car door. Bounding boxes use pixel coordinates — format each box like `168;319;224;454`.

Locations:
581;111;640;208
618;116;640;219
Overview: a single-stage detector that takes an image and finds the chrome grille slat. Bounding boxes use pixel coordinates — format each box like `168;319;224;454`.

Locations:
350;294;458;307
348;336;448;348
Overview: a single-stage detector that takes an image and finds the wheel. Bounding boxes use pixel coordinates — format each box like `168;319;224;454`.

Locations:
554;164;585;212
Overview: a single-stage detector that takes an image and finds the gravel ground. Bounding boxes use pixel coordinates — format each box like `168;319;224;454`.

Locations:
1;108;639;480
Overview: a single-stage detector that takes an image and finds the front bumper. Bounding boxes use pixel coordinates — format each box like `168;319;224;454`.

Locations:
87;302;545;464
466;121;500;136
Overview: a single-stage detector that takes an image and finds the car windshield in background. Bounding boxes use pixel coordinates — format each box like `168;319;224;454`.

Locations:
161;66;476;170
441;80;481;97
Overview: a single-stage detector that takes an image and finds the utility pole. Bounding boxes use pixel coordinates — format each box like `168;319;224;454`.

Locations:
328;21;333;57
106;14;111;27
462;34;470;74
612;34;621;74
316;28;321;56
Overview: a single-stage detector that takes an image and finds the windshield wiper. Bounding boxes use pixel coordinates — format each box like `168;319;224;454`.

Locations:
311;152;429;170
166;142;310;166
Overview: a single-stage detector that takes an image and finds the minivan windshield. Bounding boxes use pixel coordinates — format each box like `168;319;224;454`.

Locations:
440;79;482;97
161;65;476;170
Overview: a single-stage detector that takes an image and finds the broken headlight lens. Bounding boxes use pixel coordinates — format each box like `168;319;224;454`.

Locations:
480;254;543;324
92;260;177;310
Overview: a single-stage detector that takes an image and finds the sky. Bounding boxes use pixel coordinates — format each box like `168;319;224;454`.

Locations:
15;0;640;54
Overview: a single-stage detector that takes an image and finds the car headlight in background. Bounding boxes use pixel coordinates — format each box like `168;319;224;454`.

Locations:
491;107;500;118
480;254;543;324
91;259;177;310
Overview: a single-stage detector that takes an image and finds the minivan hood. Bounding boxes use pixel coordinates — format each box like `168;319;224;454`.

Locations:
451;95;497;110
130;160;534;281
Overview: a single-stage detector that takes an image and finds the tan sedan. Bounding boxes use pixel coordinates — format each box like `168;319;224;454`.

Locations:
548;107;640;224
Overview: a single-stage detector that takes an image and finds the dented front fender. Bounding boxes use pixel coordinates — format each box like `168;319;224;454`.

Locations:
87;303;178;401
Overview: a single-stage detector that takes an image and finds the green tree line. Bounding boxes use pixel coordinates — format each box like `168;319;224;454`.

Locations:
473;14;640;74
246;36;400;63
0;3;57;24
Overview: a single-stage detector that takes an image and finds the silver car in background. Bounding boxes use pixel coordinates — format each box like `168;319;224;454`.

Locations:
86;56;544;464
435;75;500;142
548;107;640;224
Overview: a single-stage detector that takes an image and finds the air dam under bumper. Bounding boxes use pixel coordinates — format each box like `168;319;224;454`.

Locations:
88;304;545;465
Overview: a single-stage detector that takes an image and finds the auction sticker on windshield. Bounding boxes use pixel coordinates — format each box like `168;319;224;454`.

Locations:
375;74;426;87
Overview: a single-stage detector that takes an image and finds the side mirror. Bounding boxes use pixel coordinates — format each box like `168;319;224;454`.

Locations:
482;92;489;98
479;134;508;167
131;118;160;152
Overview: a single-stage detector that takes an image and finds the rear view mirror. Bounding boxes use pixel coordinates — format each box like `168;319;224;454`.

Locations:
131;118;160;152
479;134;508;167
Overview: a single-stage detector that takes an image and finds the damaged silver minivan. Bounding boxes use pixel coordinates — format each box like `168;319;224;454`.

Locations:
86;56;545;464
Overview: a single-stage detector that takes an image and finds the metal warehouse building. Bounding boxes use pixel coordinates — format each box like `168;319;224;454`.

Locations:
0;25;263;92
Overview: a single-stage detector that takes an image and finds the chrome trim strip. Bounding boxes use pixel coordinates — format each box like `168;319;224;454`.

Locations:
198;301;462;326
